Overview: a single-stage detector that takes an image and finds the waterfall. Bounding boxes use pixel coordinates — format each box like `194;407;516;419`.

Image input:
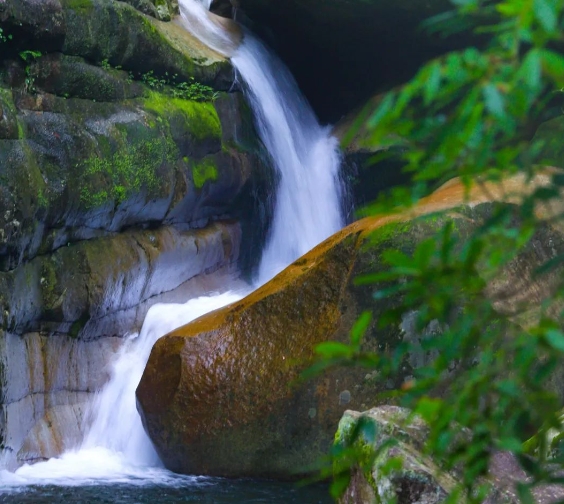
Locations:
1;0;344;485
232;36;343;281
178;0;344;281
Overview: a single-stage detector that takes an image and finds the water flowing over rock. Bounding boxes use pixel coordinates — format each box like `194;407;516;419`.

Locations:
137;173;564;479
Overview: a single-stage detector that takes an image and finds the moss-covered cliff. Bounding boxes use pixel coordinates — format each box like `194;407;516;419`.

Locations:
0;0;272;468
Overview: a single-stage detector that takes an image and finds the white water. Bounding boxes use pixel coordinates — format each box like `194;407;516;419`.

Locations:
0;0;343;488
0;291;246;487
178;0;344;281
232;37;343;281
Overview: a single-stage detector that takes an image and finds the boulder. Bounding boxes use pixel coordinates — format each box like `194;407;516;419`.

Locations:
0;0;261;272
1;0;233;86
137;173;564;479
0;221;244;468
0;332;119;469
337;407;564;504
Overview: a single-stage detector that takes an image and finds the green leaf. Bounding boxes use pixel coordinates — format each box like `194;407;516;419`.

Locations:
424;62;442;105
367;93;395;128
533;0;557;32
330;470;351;498
497;436;524;453
482;83;505;118
540;49;564;80
416;397;443;422
351;311;372;345
534;253;564;276
519;49;542;91
544;329;564;352
315;341;353;358
516;482;535;504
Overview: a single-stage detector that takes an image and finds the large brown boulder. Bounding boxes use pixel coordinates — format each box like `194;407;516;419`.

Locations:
136;173;564;479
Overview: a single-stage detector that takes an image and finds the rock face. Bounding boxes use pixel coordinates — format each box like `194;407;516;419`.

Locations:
337;407;459;504
137;174;564;479
337;407;564;504
0;0;270;467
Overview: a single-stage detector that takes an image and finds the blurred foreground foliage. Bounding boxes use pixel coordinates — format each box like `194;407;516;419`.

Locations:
309;0;564;502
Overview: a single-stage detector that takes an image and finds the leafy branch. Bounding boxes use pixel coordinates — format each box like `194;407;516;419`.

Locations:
310;0;564;501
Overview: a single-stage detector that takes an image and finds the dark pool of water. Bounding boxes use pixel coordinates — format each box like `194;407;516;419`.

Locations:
0;480;334;503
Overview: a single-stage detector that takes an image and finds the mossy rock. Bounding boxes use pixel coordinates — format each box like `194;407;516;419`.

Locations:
337;407;564;503
0;0;65;55
0;86;19;139
137;173;564;480
0;221;241;338
32;53;145;102
0;58;265;268
60;0;233;89
336;407;456;504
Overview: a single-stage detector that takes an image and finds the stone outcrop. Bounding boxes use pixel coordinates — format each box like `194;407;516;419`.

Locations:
0;332;120;469
0;0;271;467
136;173;564;479
337;407;564;504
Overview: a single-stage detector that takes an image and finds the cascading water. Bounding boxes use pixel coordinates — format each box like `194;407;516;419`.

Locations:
178;0;344;281
0;0;343;498
232;37;343;281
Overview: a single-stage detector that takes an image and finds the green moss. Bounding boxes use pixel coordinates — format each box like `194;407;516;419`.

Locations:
364;220;414;249
40;259;59;310
143;91;221;141
16;121;24;140
79;134;178;208
62;0;94;10
192;158;218;189
363;211;459;252
334;414;385;502
69;313;90;339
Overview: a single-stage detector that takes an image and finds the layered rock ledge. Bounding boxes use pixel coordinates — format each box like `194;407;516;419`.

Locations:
0;0;270;467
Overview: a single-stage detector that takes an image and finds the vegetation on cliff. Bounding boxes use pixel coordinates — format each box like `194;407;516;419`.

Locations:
311;0;564;502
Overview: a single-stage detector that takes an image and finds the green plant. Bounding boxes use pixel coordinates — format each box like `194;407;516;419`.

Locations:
308;0;564;502
141;70;169;90
19;50;42;93
100;58;111;71
135;70;218;102
79;136;177;208
19;50;41;62
172;77;219;102
0;28;12;43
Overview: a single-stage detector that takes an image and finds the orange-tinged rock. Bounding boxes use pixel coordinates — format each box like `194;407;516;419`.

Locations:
136;172;564;479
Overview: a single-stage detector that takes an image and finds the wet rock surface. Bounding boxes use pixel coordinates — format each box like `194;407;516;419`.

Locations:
0;0;271;467
137;174;564;479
